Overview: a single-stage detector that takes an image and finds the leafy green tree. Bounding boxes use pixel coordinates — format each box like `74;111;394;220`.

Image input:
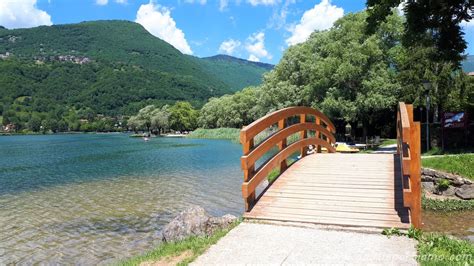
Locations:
169;101;198;131
366;0;473;66
151;105;170;134
27;114;42;132
41;118;58;133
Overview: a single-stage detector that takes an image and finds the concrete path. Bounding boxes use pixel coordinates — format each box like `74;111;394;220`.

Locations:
192;222;417;265
372;144;397;154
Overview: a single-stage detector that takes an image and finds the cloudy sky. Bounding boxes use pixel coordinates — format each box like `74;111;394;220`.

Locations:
0;0;473;64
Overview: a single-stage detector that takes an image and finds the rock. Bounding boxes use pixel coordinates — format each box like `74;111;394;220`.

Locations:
455;185;474;200
441;186;457;197
421;174;434;182
421;168;471;186
161;206;237;242
422;182;436;193
451;176;466;186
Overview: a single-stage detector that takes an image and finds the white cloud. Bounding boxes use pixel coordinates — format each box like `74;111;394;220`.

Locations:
219;0;229;11
245;31;271;62
135;2;193;55
96;0;128;5
267;0;295;30
219;39;241;55
286;0;343;46
185;0;207;4
247;0;279;6
248;54;260;62
0;0;52;29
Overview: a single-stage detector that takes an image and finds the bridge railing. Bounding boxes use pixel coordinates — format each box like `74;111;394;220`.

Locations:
240;106;336;211
396;102;422;228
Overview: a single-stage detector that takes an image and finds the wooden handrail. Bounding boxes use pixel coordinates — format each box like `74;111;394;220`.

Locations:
396;102;422;228
240;106;336;211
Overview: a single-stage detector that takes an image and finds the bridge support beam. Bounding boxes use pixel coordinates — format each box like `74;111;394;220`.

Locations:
278;119;287;172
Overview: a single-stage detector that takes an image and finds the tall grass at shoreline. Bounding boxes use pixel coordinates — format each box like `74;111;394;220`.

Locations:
187;128;241;142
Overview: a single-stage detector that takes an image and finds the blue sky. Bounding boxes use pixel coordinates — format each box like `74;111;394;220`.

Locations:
1;0;473;64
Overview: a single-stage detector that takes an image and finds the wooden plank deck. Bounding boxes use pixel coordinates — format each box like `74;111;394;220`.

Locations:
244;153;411;229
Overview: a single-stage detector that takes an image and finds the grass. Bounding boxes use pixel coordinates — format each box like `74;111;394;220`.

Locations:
422;196;474;212
382;226;474;265
119;219;241;266
417;233;474;265
380;138;397;146
423;147;474;156
422;154;474;180
187;128;240;142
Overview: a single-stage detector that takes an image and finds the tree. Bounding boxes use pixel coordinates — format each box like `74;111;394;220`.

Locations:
127;115;145;132
27;114;42;132
151;105;170;134
254;12;403;137
41;118;58;133
198;87;261;128
366;0;473;66
128;105;155;132
169;101;198;131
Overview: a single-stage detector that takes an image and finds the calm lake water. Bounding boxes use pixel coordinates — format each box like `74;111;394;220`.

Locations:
0;134;243;264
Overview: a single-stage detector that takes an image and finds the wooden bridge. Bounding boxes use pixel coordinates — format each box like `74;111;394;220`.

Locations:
240;102;422;229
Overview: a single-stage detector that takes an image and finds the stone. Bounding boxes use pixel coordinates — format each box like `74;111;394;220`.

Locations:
421;168;470;186
421;182;436;193
455;185;474;200
421;174;434;182
161;206;237;242
451;176;465;187
441;186;457;197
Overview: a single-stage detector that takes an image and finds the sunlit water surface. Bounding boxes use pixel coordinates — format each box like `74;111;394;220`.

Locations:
0;134;243;264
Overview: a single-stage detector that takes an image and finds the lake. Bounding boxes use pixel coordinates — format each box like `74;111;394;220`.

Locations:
0;134;244;264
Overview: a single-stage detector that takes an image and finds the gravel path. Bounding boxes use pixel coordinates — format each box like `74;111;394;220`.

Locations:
192;222;418;265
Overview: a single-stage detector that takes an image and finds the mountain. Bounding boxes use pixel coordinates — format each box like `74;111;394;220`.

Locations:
462;55;474;72
0;20;272;119
198;55;273;92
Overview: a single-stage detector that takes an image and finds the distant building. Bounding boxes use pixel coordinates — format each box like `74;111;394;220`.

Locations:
468;72;474;76
3;123;16;132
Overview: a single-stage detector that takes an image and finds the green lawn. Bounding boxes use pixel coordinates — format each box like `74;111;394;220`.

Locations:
119;220;240;266
422;154;474;180
380;138;397;146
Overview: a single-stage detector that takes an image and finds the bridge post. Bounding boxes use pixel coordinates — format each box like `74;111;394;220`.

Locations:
278;119;287;172
316;117;322;153
242;138;255;211
300;114;307;157
410;119;422;228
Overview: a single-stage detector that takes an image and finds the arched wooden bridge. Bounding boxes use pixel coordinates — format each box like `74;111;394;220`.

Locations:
240;102;422;229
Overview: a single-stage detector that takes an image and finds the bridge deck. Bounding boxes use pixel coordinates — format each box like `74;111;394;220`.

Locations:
244;153;410;229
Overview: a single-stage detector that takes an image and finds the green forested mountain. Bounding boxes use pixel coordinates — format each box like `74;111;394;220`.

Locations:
0;20;272;131
462;55;474;72
198;55;273;92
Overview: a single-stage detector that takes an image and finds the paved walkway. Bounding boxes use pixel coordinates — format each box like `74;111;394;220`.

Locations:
192;222;417;265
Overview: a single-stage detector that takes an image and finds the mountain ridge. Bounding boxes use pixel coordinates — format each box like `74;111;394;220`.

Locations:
0;20;272;119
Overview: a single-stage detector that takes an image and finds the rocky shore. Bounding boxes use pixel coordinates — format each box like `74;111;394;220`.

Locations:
161;206;238;242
